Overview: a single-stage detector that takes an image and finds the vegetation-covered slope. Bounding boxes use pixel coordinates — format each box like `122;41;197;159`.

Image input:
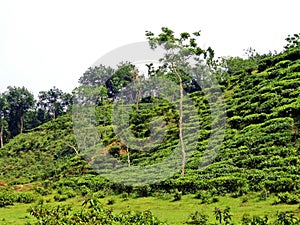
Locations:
0;33;299;200
0;30;300;225
0;114;85;184
191;45;300;194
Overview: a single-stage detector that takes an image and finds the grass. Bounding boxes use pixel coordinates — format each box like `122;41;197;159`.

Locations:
0;193;299;224
109;193;300;224
0;194;83;225
0;203;35;225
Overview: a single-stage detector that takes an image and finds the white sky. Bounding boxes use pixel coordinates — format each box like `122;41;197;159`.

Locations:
0;0;299;97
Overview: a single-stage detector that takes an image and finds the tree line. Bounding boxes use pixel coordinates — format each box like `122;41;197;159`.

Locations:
0;86;72;147
0;61;144;148
1;28;297;157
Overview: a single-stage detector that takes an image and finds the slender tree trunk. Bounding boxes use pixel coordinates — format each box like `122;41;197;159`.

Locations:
134;70;141;112
20;115;24;134
173;65;186;176
126;146;130;167
51;107;56;119
0;122;3;148
136;87;141;112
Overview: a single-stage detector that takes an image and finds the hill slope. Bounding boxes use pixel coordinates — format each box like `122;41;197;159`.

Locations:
0;45;299;197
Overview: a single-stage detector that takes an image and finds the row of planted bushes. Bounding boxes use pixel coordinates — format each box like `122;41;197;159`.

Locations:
186;206;300;225
28;198;165;225
0;190;36;207
34;174;298;206
1;175;299;208
27;199;300;225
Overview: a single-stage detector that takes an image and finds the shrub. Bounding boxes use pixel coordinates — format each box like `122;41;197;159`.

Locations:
264;178;297;193
186;211;209;224
275;212;300;225
214;206;232;225
155;191;172;200
94;190;105;199
195;190;212;204
121;192;129;201
0;192;14;207
209;176;248;194
54;178;77;189
274;192;300;205
79;185;90;197
28;199;166;224
135;185;151;197
34;186;51;196
231;186;249;198
241;214;268;225
15;192;36;204
259;188;269;201
54;194;68;202
57;186;76;198
42;180;52;189
173;189;182;201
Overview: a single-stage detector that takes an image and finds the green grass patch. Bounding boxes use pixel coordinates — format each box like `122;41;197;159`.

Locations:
0;192;299;224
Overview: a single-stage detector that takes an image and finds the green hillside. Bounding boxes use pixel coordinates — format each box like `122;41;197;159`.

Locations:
2;44;299;192
0;30;299;224
0;114;82;184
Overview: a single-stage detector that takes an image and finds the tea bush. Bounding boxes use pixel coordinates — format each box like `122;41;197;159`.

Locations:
53;194;68;202
0;191;14;207
33;186;52;196
28;198;166;224
15;192;36;204
274;192;300;205
195;190;212;204
186;211;209;224
173;189;182;201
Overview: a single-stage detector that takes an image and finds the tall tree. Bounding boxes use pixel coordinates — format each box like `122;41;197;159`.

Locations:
145;27;214;176
79;65;114;86
5;86;35;136
78;63;138;101
37;87;72;119
0;94;8;148
284;33;300;50
105;63;136;99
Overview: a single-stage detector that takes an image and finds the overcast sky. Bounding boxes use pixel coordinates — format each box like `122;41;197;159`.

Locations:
1;0;299;97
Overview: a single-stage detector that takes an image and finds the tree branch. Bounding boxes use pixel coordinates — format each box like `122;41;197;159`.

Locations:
64;141;79;155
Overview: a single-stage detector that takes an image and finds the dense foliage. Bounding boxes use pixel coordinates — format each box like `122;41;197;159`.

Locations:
28;198;166;225
0;86;72;147
0;28;299;223
27;201;300;225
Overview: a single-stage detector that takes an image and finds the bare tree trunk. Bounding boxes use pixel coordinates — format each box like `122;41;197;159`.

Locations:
126;146;131;167
51;107;56;119
173;65;186;177
133;69;141;112
136;87;141;112
0;122;3;148
20;116;24;134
